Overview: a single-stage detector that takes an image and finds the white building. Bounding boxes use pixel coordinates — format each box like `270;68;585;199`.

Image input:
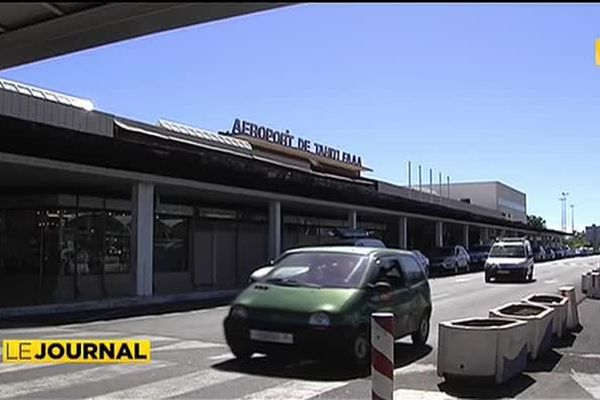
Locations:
426;181;527;223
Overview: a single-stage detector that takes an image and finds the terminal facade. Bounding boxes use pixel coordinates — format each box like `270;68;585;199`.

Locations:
0;78;566;308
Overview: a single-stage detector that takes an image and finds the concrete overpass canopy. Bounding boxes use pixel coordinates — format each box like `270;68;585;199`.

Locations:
0;2;293;71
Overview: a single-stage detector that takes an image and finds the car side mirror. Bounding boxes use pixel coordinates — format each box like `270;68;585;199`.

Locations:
368;281;392;293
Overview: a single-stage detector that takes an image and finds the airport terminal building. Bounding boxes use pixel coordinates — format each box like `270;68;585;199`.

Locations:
0;78;566;308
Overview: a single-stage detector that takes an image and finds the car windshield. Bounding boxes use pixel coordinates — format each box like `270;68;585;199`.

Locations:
431;247;454;257
489;245;525;258
470;245;491;253
264;252;369;289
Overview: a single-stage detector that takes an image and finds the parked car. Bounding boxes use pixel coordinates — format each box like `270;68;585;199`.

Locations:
544;245;556;260
468;244;492;270
428;245;470;275
249;229;386;284
224;246;432;368
412;249;430;276
484;238;535;283
532;244;547;262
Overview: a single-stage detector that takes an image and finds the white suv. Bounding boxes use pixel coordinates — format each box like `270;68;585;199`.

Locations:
484;238;535;283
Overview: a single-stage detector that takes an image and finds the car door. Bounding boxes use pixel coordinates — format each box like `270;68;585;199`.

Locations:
398;254;429;333
454;246;465;268
369;256;413;338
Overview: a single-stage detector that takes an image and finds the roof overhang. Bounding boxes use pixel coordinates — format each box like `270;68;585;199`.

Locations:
0;2;295;71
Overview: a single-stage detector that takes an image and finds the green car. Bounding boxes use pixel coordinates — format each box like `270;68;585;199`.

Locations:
223;246;432;366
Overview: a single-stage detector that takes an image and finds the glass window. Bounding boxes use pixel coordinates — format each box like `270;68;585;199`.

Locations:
154;215;189;272
489;244;525;258
265;252;368;288
400;255;426;285
372;257;405;288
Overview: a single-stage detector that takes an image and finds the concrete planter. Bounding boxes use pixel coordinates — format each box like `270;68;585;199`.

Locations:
489;302;554;360
592;273;600;299
582;272;593;295
522;294;568;339
437;317;528;384
558;286;580;331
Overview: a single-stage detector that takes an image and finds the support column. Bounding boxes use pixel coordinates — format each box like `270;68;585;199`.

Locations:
132;182;154;297
268;200;282;260
398;216;408;249
463;225;470;250
348;210;357;230
435;221;444;248
482;227;490;243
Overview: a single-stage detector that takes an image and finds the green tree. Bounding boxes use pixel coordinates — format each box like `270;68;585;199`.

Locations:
526;215;546;230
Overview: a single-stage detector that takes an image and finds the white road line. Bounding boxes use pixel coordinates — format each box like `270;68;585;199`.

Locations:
544;279;559;284
0;361;171;399
240;380;348;400
208;352;234;361
0;363;49;375
454;277;476;283
394;363;436;376
432;293;452;302
126;335;179;343
43;331;124;339
85;368;244;400
393;388;457;399
571;370;600;399
152;340;225;352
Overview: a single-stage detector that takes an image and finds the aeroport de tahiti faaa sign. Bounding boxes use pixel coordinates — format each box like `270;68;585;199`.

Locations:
229;118;363;168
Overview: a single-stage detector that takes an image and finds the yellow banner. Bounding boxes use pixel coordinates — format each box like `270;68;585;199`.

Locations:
596;39;600;66
2;339;151;364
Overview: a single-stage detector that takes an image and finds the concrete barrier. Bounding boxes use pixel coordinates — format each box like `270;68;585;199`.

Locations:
592;272;600;299
489;302;554;360
582;272;592;295
437;317;528;384
558;286;580;331
371;312;394;400
522;294;568;339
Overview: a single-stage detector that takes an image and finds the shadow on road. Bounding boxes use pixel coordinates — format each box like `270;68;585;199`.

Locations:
438;374;536;399
525;349;563;373
488;278;537;285
211;343;432;381
551;332;579;349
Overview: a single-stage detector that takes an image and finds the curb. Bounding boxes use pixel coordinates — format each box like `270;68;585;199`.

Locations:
0;289;241;327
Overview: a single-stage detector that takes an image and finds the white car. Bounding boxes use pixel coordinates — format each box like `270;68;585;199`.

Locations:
484;238;535;283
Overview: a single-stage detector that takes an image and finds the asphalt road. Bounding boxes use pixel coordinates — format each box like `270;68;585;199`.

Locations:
0;256;599;399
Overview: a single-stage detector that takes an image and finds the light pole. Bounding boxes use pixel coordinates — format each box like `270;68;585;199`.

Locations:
559;192;569;231
570;204;575;233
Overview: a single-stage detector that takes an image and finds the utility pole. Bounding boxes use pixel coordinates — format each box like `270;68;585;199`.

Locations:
438;172;442;205
408;161;412;199
418;165;422;201
429;168;433;203
447;176;450;199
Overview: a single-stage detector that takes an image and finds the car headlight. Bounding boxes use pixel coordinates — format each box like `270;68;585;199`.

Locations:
309;312;330;327
230;305;248;319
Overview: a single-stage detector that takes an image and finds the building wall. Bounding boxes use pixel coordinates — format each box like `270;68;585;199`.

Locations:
495;183;527;222
445;182;498;211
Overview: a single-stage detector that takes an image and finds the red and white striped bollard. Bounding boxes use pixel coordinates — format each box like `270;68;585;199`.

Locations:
371;312;394;400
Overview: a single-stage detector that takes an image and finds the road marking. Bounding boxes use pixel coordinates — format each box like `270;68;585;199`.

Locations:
152;340;225;352
0;362;50;375
85;368;244;400
432;293;452;301
240;380;348;400
43;330;124;339
0;361;171;399
564;352;600;359
393;388;457;399
544;279;559;284
454;276;476;283
127;335;179;343
394;363;436;376
571;370;600;399
208;352;234;361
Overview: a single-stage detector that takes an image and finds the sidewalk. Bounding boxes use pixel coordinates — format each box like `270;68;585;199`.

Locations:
0;289;240;328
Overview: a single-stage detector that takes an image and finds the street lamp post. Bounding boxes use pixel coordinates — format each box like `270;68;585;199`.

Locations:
570;204;575;233
559;192;570;232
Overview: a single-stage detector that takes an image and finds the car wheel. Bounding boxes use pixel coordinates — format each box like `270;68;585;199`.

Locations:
230;342;254;361
454;263;459;274
346;329;370;369
528;267;534;282
466;263;471;273
411;311;430;346
485;272;492;283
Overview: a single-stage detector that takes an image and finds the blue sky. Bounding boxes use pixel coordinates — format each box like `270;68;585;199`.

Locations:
2;4;599;231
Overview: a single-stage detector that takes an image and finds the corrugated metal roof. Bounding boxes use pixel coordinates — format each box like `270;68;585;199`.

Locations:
0;77;95;111
157;119;253;152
